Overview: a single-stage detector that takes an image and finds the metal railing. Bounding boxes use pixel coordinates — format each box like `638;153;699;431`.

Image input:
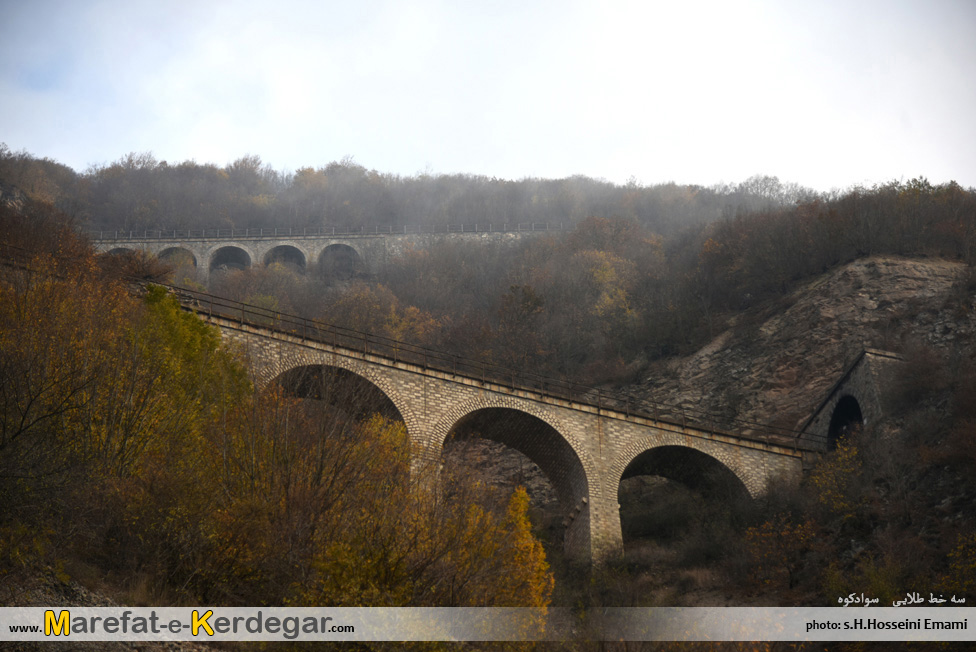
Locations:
90;223;567;241
158;281;809;451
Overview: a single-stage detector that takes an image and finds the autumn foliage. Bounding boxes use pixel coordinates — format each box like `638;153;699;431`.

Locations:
744;515;816;589
0;211;553;610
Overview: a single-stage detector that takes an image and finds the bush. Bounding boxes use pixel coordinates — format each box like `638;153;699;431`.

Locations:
806;439;864;523
744;515;815;589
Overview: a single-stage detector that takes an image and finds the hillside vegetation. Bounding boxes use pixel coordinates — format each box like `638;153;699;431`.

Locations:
593;255;976;608
0;144;814;235
4;144;975;389
3;148;976;651
0;201;553;614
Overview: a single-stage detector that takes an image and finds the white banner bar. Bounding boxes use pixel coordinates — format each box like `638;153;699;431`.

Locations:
597;607;974;642
1;607;973;642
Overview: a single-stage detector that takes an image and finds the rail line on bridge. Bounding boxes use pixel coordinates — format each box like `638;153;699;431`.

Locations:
0;240;821;453
0;243;831;560
161;281;811;452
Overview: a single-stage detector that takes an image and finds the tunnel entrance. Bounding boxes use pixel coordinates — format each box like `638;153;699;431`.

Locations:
210;246;251;272
827;395;863;450
617;446;750;554
264;245;306;273
318;244;365;281
442;408;588;560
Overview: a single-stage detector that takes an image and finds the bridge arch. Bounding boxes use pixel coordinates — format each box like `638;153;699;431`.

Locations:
613;433;759;499
249;348;421;446
617;445;750;501
614;440;752;549
264;245;306;272
318;244;365;280
106;247;136;256
428;395;596;560
210;246;251;272
274;364;403;424
159;246;197;267
827;395;863;450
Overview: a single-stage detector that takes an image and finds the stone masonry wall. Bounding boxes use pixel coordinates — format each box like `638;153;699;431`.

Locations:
93;231;548;282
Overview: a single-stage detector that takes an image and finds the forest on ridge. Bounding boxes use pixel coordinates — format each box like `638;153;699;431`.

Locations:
5;144;973;389
0;200;555;615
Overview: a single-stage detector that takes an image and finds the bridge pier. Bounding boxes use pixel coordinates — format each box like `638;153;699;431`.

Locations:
562;494;626;563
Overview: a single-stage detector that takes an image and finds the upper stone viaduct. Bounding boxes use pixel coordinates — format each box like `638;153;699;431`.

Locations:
160;285;884;564
91;224;562;283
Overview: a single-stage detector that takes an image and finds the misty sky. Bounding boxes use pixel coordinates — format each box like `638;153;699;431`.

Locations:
1;0;974;191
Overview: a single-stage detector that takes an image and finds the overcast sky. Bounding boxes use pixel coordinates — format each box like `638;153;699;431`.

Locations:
1;0;974;191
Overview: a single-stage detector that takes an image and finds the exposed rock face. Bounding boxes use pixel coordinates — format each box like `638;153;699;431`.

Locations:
636;256;975;437
443;438;558;509
0;181;27;211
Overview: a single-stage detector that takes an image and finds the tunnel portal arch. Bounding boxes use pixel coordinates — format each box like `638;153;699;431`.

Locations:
210;246;251;272
827;395;864;450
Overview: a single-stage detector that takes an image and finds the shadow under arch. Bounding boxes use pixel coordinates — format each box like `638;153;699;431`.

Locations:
620;446;750;500
438;405;591;560
210;246;251;272
159;246;197;267
318;244;364;280
617;446;751;546
250;347;421;445
264;245;306;272
273;364;404;424
828;395;863;450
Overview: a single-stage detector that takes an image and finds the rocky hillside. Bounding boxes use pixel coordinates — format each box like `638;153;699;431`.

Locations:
636;256;975;436
448;255;976;518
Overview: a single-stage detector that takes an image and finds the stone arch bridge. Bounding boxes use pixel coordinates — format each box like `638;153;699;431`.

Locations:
170;286;814;563
91;224;561;282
